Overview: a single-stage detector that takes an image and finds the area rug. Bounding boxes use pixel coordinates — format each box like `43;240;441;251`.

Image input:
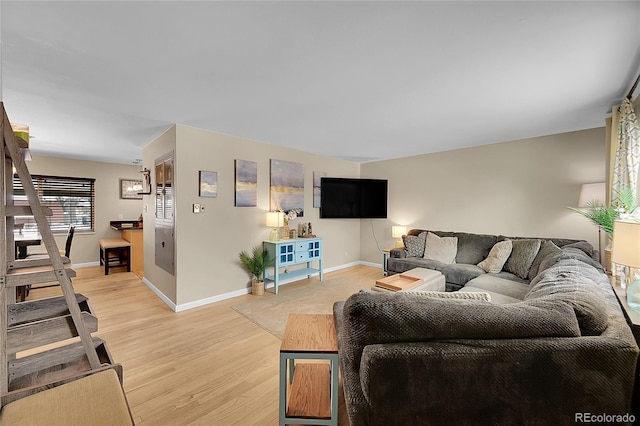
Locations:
232;268;377;339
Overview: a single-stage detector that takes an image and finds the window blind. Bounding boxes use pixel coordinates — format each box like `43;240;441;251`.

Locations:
12;174;95;233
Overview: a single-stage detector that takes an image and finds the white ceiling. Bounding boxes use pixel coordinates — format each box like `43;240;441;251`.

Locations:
1;1;639;165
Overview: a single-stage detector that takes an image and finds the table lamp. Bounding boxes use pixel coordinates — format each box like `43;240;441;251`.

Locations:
391;225;407;248
612;219;640;311
577;182;606;261
266;211;284;241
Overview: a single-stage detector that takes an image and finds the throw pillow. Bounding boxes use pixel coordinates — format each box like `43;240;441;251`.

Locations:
503;239;542;280
563;241;595;258
403;232;427;257
528;240;562;279
477;240;513;273
423;232;458;264
412;290;492;302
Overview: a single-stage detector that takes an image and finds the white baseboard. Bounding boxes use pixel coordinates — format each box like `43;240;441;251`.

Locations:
141;277;179;312
143;261;377;312
72;261;100;268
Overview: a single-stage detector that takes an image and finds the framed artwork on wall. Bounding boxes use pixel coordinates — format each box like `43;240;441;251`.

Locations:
235;160;257;207
313;171;326;208
199;170;217;198
270;159;304;216
120;179;143;199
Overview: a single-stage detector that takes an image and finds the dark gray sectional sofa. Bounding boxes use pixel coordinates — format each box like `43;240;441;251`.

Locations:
333;229;639;425
387;229;597;291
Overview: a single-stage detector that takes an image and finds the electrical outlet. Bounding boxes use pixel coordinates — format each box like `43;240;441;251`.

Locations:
118;213;123;219
193;203;200;213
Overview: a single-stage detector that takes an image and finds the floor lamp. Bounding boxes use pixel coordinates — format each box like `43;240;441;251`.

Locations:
578;182;606;264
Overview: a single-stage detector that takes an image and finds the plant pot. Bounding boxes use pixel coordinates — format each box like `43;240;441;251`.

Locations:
252;280;265;296
604;247;613;276
281;225;290;240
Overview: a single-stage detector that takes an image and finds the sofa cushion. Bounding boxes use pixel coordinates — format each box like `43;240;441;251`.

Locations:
503;239;541;279
525;258;608;336
387;257;444;275
563;241;596;259
403;232;426;257
459;287;523;304
413;290;491;301
536;247;605;277
339;291;581;370
477;240;512;273
464;274;530;300
438;263;485;286
448;232;498;265
528;240;562;279
488;271;529;284
423;232;457;264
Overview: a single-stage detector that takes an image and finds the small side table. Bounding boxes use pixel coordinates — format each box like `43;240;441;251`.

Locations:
279;313;339;426
610;275;640;416
382;247;395;276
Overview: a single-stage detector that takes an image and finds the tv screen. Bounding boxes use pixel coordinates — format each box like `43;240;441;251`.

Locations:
320;178;388;219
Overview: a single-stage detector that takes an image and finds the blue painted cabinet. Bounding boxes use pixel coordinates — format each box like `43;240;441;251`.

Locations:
263;238;323;294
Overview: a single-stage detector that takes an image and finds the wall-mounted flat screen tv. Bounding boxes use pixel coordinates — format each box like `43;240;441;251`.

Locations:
320;177;388;219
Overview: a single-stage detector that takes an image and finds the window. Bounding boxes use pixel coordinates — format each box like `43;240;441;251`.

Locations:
13;174;95;233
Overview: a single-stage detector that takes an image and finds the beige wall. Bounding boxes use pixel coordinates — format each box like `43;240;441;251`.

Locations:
360;127;606;264
23;154;142;264
141;125;177;303
143;125;360;308
143;124;606;309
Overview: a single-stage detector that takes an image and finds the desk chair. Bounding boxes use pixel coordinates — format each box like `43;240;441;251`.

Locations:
16;225;75;302
27;225;75;258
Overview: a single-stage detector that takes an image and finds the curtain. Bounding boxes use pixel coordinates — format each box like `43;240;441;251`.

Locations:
611;97;640;207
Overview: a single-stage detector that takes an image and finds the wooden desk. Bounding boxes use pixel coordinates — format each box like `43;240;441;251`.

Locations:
109;221;143;278
14;232;41;259
120;229;143;279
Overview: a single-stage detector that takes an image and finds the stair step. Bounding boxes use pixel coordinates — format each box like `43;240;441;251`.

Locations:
8;256;70;270
9;338;115;392
8;312;98;354
5;264;76;287
4;205;52;217
8;294;90;326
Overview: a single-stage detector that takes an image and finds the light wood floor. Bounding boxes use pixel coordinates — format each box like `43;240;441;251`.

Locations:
25;264;382;425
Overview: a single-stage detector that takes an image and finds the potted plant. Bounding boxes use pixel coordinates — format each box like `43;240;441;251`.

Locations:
239;245;273;295
568;186;636;273
568;187;636;235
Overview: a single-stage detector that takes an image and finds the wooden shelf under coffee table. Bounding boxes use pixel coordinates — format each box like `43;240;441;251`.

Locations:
279;313;339;426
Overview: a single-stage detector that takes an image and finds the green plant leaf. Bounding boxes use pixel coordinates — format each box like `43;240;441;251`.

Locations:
239;245;274;281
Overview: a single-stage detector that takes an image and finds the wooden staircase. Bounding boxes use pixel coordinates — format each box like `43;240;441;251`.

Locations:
0;102;121;406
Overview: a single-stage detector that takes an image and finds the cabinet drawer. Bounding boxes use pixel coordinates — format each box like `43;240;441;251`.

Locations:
296;252;309;262
294;241;306;251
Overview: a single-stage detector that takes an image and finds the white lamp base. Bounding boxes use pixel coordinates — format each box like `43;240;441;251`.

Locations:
269;228;280;241
628;278;640;311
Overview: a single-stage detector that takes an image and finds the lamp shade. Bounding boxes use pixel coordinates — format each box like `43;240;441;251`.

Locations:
612;219;640;268
392;225;407;239
266;211;284;228
578;182;606;207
